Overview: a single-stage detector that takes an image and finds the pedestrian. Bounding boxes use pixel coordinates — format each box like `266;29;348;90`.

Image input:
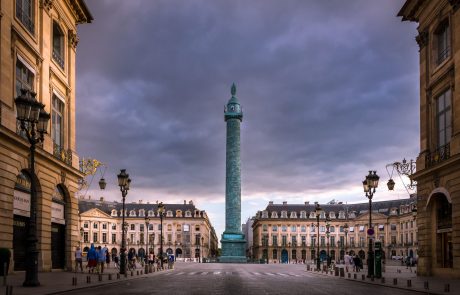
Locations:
106;250;111;267
353;255;360;272
97;246;106;273
344;252;350;272
75;246;83;273
86;243;97;273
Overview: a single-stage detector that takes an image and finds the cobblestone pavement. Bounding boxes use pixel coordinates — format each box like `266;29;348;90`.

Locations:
63;263;420;295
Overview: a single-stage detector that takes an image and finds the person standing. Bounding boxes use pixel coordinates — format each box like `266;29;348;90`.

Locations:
86;244;97;273
97;246;106;273
75;246;83;273
344;252;350;272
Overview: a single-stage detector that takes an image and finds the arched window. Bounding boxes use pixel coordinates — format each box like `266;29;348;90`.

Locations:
148;210;155;217
290;211;297;218
111;209;117;217
185;211;192;217
281;211;287;218
139;209;145;217
52;21;65;68
262;224;268;232
271;211;278;218
300;211;306;218
166;210;173;217
176;210;182;217
167;224;172;231
129;210;136;217
262;211;268;218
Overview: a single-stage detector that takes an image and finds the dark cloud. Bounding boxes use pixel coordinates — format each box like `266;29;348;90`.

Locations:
76;0;419;231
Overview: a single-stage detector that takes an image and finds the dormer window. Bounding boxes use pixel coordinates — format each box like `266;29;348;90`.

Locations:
148;210;155;217
139;209;145;217
185;211;192;217
290;211;297;218
435;19;450;66
329;212;336;219
320;212;326;219
166;210;173;217
281;211;287;218
349;212;356;218
129;210;136;217
111;209;118;217
262;211;268;218
176;210;182;217
300;211;306;218
52;21;65;69
195;210;200;217
271;211;278;218
309;212;315;218
338;211;345;219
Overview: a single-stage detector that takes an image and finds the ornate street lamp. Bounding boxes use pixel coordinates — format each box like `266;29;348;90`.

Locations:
363;170;379;278
386;158;416;191
117;169;131;275
145;216;150;273
315;203;322;270
157;202;165;268
326;218;331;268
15;89;50;287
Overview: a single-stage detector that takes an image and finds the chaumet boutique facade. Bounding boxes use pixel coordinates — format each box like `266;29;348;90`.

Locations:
0;0;92;271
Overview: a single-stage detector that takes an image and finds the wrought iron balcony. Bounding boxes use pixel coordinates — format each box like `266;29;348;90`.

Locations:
426;144;450;167
53;50;65;69
53;142;72;165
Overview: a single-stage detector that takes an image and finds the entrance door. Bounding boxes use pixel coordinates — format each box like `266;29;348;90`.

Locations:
51;223;65;269
13;215;29;271
281;249;288;263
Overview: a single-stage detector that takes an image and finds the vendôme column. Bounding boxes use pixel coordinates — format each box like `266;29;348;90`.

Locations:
220;83;246;263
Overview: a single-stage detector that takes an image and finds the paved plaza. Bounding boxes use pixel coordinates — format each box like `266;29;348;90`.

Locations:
3;262;458;295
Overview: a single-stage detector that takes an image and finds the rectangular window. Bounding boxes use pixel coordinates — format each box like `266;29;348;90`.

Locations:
130;224;135;231
437;89;452;147
16;0;34;34
83;223;88;229
102;233;107;243
93;233;98;243
140;224;144;232
339;236;344;248
16;58;34;95
102;223;107;230
320;236;325;246
112;233;116;244
93;223;98;229
330;236;335;247
301;236;306;245
52;95;64;147
282;235;287;246
272;236;278;246
83;232;89;243
112;224;116;230
436;20;450;65
291;236;297;246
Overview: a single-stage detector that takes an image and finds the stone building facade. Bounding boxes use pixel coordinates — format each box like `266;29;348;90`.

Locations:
78;198;219;261
0;0;91;271
398;0;460;278
252;198;417;264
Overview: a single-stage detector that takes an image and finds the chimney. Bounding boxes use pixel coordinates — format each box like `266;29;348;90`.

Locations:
139;200;143;204
184;200;186;204
189;200;194;205
305;201;309;205
283;201;287;205
269;201;273;205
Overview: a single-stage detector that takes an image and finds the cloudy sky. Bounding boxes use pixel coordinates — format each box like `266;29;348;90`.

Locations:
76;0;419;238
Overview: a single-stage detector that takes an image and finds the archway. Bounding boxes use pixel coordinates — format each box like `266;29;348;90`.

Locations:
129;248;136;256
175;248;183;258
272;249;278;260
409;249;414;258
320;250;327;262
291;250;297;261
330;250;336;261
358;250;365;260
281;249;288;263
349;250;355;256
83;247;89;253
111;248;118;259
311;250;316;261
340;250;345;261
51;185;67;269
13;171;32;271
301;250;306;261
262;249;268;261
429;192;453;268
166;248;173;255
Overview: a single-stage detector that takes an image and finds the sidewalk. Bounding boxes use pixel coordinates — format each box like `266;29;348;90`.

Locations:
0;263;171;295
306;263;460;295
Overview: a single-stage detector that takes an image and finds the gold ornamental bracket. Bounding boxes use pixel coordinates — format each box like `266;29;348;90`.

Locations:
385;158;416;193
78;158;107;195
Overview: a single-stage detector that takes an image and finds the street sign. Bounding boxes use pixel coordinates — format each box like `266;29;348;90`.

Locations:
367;228;374;236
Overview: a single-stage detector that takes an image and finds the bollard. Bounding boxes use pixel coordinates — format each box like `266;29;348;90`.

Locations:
117;273;120;280
407;280;411;288
348;273;351;278
361;274;365;281
353;273;357;280
424;281;429;290
141;270;143;275
339;268;345;277
108;274;112;280
72;277;77;286
334;267;339;276
5;285;13;295
444;284;450;292
136;270;139;276
131;271;134;277
381;277;385;284
86;275;91;284
307;264;310;271
393;278;397;285
98;274;102;282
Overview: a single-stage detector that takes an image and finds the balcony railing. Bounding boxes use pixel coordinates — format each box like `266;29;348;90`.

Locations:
426;144;450;167
53;142;72;165
53;50;65;69
437;46;450;65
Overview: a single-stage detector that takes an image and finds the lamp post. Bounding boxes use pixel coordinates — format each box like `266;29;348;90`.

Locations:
326;218;331;268
15;89;50;287
157;202;165;268
197;234;201;263
363;170;379;278
117;169;131;275
201;236;204;263
80;227;84;246
315;203;321;270
145;216;150;273
344;223;349;261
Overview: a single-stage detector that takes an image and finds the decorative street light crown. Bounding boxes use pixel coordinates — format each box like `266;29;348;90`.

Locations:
117;169;129;188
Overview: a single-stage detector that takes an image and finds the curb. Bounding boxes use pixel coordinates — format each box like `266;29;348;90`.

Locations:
306;270;441;295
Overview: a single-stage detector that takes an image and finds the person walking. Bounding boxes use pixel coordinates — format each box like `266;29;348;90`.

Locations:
97;246;106;273
86;244;97;273
75;246;83;273
344;252;350;272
